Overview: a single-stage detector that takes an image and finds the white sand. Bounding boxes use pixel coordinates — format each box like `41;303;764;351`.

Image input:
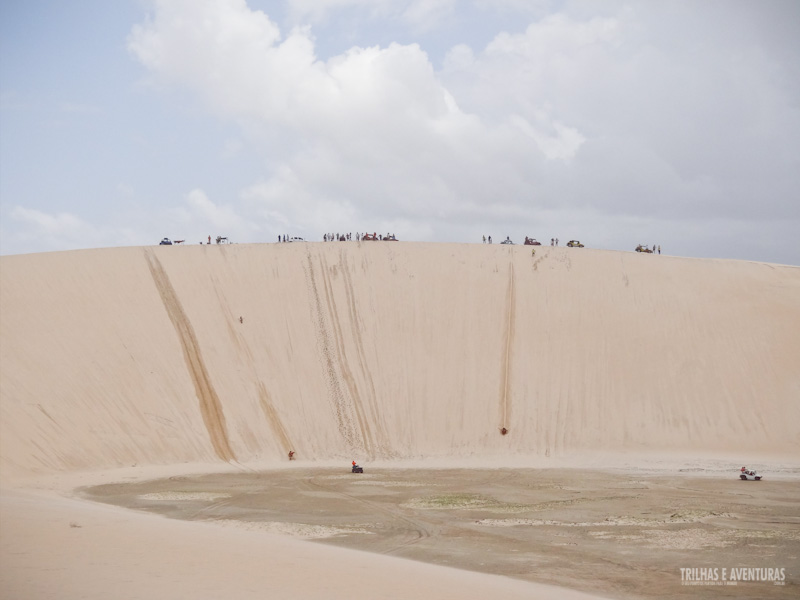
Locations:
1;242;799;599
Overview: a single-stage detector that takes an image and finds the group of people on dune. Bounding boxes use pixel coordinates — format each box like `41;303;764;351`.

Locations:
323;232;397;241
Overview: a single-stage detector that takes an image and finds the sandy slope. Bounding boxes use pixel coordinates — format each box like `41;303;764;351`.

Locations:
2;243;799;477
1;242;799;599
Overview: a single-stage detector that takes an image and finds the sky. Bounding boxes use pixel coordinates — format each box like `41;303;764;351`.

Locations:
1;0;798;264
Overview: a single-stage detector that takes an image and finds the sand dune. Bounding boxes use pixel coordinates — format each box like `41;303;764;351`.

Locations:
2;243;798;478
1;242;799;598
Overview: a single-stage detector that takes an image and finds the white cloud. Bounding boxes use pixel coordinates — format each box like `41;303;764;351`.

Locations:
124;1;796;257
10;206;89;236
509;114;585;161
220;138;244;159
3;0;788;260
126;0;583;228
471;0;552;16
129;3;457;136
169;189;259;240
285;0;455;29
2;207;112;254
402;0;457;31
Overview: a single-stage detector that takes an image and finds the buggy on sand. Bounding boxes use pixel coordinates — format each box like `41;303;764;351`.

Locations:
739;467;762;481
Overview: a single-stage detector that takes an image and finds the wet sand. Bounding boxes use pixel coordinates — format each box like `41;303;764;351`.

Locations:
82;467;800;599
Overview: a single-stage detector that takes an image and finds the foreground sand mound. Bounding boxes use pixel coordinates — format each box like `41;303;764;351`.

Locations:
2;243;799;480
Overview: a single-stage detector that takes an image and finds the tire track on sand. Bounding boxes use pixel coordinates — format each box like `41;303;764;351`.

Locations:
499;254;515;431
145;251;236;462
257;382;294;454
338;248;392;456
212;281;294;455
303;252;364;452
306;474;431;555
318;254;376;455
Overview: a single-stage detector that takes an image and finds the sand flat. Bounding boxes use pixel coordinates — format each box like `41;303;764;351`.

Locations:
78;466;800;599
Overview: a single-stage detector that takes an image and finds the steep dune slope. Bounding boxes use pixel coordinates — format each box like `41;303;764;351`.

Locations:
2;243;798;481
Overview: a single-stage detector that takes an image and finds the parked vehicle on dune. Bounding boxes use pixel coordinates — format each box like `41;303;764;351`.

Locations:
501;237;514;245
567;240;584;248
288;237;305;242
635;244;652;253
159;238;172;245
739;467;762;481
524;237;541;245
361;233;397;241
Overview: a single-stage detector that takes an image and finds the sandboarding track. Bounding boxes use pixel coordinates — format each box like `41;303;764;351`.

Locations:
337;247;393;457
303;249;377;455
145;250;236;462
499;252;515;432
207;274;295;456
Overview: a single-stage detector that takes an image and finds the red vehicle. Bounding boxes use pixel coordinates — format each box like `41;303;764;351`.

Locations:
524;237;541;246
